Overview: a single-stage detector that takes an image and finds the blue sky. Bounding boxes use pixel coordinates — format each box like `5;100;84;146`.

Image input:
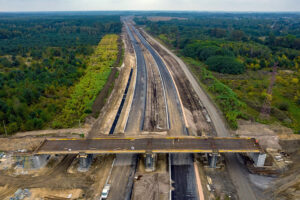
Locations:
0;0;299;12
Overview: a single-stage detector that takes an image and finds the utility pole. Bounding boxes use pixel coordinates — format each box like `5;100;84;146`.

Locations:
3;120;7;137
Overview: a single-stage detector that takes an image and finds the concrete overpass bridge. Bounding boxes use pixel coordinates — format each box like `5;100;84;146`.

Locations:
27;136;266;170
15;136;266;170
34;136;262;154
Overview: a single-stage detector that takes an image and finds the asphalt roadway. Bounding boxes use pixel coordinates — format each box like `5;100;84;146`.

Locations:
124;22;147;132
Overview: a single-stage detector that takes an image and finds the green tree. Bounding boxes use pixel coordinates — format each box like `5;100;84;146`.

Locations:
206;56;245;74
230;30;246;41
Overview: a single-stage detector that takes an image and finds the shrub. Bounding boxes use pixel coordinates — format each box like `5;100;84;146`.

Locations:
200;67;245;129
206;56;245;74
277;102;289;111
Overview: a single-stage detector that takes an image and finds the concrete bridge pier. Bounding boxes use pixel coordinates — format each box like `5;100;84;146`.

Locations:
144;153;157;172
78;153;93;172
207;153;219;168
250;153;266;167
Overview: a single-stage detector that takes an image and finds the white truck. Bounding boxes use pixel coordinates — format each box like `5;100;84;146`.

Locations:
100;184;111;200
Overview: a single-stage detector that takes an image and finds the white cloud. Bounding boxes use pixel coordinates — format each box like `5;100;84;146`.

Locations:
0;0;299;12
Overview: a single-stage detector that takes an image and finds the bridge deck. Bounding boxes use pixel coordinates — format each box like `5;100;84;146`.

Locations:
34;137;261;154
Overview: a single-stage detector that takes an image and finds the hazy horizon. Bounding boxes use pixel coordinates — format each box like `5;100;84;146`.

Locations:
0;0;299;12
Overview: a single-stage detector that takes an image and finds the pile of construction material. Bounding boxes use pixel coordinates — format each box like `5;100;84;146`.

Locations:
9;189;31;200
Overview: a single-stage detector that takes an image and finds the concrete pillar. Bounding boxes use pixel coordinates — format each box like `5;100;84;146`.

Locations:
208;153;219;168
78;153;93;172
144;153;156;172
251;153;266;167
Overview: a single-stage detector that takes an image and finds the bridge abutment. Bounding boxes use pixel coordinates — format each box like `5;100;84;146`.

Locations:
78;153;93;172
250;153;266;167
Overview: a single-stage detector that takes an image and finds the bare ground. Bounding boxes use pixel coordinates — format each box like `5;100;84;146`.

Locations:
14;128;89;138
132;154;170;200
0;154;115;200
235;119;300;150
266;149;300;200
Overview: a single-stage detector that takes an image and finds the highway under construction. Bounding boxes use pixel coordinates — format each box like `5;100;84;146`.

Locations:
21;18;266;200
1;17;269;200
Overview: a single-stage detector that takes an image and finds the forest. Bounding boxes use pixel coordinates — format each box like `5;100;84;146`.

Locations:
135;13;300;132
0;13;121;134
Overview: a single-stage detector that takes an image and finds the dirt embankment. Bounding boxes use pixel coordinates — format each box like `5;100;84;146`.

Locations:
0;137;44;152
235;119;300;151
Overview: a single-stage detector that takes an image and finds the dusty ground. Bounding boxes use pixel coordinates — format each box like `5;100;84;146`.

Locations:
14;128;89;138
0;137;44;152
132;154;170;200
235;120;300;200
23;188;83;200
266;149;300;200
235;119;300;150
0;154;115;200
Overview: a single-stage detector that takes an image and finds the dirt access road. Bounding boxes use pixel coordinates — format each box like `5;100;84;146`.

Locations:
140;29;258;200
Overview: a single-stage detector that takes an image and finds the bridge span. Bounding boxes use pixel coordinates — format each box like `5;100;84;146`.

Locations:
34;136;262;155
